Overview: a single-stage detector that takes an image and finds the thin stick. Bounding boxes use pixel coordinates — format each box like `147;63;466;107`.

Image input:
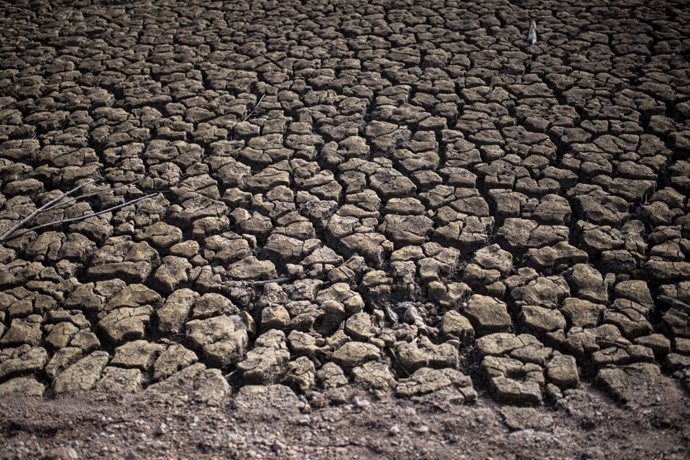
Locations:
224;276;296;287
0;179;95;242
245;276;294;286
242;93;265;122
44;176;148;212
1;193;158;242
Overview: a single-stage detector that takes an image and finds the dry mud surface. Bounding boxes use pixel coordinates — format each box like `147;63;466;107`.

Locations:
1;0;690;457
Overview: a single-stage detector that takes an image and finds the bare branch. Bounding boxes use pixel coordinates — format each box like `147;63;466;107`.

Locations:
1;193;158;242
242;93;265;122
0;179;95;242
221;275;298;291
44;175;148;212
244;276;295;286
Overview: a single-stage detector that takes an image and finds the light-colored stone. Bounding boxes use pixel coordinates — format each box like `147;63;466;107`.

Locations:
111;340;164;371
193;368;231;406
186;315;248;368
283;356;316;392
395;337;458;372
157;288;198;334
0;315;42;346
345;312;378;341
153;344;198;381
237;330;290;384
45;322;80;349
0;346;48;381
227;256;277;280
352;361;396;396
98;306;152;344
463;295;512;333
317;362;348;389
396;367;475;399
440;311;475;345
45;347;83;379
520;305;566;335
333;341;381;370
545;354;579;389
152;256;192;294
0;376;45;398
53;351;110;395
94;367;143;395
192;292;237;319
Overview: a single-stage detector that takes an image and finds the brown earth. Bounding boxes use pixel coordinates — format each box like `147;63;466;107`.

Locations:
1;377;689;459
1;0;690;457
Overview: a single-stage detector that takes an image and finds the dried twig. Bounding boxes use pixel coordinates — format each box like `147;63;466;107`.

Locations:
45;176;147;212
244;276;294;286
2;193;158;242
242;93;265;122
0;179;95;242
224;276;296;287
0;177;154;243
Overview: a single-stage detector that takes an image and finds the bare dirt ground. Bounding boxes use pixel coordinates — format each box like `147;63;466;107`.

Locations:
1;0;690;457
2;377;689;459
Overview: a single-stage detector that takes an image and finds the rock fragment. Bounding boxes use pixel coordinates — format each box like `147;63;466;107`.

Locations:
333;341;381;371
237;330;290;384
185;315;248;368
396;367;475;400
463;295;512;333
53;351;110;396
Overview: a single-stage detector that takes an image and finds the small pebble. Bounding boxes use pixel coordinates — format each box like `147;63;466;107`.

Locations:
413;425;429;434
271;440;286;453
352;396;371;408
41;447;79;460
154;422;167;436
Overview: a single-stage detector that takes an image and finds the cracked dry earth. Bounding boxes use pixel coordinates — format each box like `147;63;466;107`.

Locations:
1;0;690;458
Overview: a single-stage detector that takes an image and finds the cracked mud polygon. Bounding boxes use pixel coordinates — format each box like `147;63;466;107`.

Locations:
1;0;689;458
